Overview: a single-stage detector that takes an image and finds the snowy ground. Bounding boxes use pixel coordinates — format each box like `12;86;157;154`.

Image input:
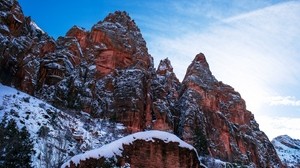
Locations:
0;84;126;168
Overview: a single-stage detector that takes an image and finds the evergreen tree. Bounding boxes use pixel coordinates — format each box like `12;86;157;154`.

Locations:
19;126;34;167
194;126;209;156
0;116;7;166
0;118;34;168
2;119;20;168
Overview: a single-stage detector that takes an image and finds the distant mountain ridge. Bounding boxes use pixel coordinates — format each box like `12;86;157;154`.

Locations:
272;135;300;167
0;0;287;167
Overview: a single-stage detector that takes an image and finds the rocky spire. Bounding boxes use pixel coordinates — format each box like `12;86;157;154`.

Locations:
151;58;180;131
103;11;140;32
183;53;217;89
157;58;174;75
178;53;283;167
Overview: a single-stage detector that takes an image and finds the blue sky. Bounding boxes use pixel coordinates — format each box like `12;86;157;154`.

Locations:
18;0;300;140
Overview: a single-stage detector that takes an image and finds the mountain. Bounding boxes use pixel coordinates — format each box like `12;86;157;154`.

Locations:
272;135;300;167
0;0;284;167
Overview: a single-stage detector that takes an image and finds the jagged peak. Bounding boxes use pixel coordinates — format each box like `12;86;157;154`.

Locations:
66;25;87;37
193;53;210;68
68;25;86;32
157;58;173;72
97;10;139;32
183;53;217;87
156;58;180;82
104;11;131;23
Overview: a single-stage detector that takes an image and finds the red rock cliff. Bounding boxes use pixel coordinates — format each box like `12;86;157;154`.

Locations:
177;53;283;167
0;5;156;133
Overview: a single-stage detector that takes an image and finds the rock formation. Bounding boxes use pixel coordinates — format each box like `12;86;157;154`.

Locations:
0;0;54;94
0;0;283;167
62;131;203;168
0;0;155;132
151;58;181;132
177;53;282;167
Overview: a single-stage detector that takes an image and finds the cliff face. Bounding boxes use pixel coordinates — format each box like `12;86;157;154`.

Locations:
177;54;282;167
0;0;155;132
0;0;55;94
0;0;283;167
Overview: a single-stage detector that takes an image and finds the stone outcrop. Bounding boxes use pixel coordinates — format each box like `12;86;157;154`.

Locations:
62;131;203;168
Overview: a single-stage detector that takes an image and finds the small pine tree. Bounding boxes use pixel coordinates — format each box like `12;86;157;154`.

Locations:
19;126;34;167
1;119;20;168
0;118;34;168
194;126;209;156
0;116;8;166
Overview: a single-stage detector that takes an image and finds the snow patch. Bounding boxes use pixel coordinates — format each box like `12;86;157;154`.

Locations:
13;14;22;23
0;24;9;33
88;65;96;71
30;21;45;34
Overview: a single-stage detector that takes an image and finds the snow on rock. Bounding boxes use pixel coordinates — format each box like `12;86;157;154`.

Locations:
30;21;45;34
0;24;10;33
0;84;126;168
62;130;197;168
272;135;300;167
157;59;172;71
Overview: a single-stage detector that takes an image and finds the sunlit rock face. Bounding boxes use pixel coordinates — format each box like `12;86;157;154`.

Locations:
69;11;153;78
177;53;282;167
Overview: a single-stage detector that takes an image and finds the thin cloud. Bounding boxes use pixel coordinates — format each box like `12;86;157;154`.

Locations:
256;115;300;140
170;0;279;21
269;96;300;106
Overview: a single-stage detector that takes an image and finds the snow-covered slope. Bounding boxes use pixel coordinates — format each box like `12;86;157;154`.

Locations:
272;135;300;167
0;84;126;168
